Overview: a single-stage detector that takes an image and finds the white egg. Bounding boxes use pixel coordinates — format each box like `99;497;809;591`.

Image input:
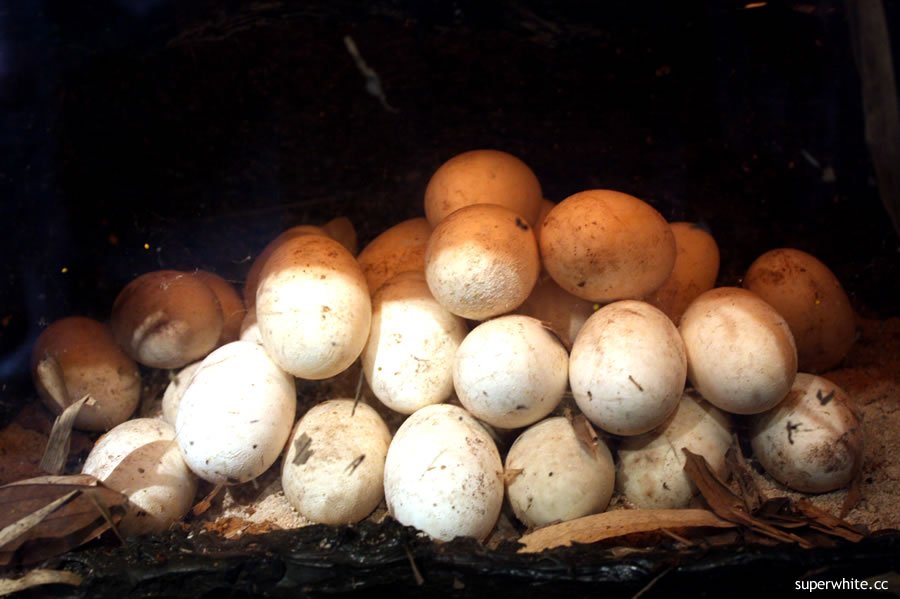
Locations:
383;404;504;541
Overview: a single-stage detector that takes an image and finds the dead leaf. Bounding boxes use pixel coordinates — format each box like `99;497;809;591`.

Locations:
517;508;736;553
0;474;127;566
725;437;764;513
40;395;94;475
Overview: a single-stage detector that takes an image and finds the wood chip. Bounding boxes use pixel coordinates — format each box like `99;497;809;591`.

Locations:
517;508;736;553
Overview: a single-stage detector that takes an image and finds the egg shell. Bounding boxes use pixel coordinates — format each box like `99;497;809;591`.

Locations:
424;149;543;227
362;271;468;415
31;316;141;432
749;373;863;493
357;217;432;295
383;403;504;541
161;360;203;426
281;399;392;525
454;315;568;429
643;222;720;325
425;203;540;320
110;270;224;369
617;390;732;509
505;417;615;528
532;198;555;246
540;189;676;302
569;300;687;436
515;271;598;349
743;248;856;373
176;341;297;485
256;234;371;380
82;418;197;537
679;287;798;415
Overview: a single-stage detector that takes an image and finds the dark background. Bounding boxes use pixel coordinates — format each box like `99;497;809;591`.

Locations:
1;0;898;416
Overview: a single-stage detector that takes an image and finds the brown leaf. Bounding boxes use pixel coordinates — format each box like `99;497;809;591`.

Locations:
725;436;764;513
0;474;127;566
517;508;736;553
40;395;94;475
571;414;600;459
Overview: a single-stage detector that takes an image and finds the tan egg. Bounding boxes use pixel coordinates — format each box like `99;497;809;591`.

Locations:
110;270;224;370
679;287;798;415
357;217;432;295
424;149;543;227
242;225;328;309
425;203;540;320
540;189;676;302
31;316;140;432
516;271;598;349
321;216;359;256
256;234;371;379
193;270;246;345
644;222;720;325
743;248;856;373
532;198;555;247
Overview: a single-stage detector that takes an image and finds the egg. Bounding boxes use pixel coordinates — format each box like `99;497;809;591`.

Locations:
643;222;720;325
505;417;615;528
424;149;543;227
82;418;197;537
356;217;432;295
256;234;371;380
569;300;686;436
540;189;676;302
175;341;296;485
383;403;504;541
281;399;392;525
617;390;732;508
425;203;540;320
743;248;857;373
515;271;597;349
679;287;797;415
749;373;863;493
454;315;568;429
362;271;468;415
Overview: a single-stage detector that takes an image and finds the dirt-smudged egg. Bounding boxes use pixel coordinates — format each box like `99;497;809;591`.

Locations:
383;404;504;541
281;399;391;525
750;373;863;493
743;248;857;373
539;189;676;302
569;300;686;436
617;390;732;508
505;416;614;527
679;287;797;415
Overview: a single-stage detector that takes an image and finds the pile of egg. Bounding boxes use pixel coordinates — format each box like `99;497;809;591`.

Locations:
30;149;863;540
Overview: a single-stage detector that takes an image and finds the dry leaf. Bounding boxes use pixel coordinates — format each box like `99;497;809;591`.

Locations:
0;474;127;566
40;395;94;475
0;569;82;596
725;437;764;513
517;508;736;553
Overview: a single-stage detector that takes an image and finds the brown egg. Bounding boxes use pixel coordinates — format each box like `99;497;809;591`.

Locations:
242;225;328;308
644;222;720;325
743;248;857;372
532;198;555;247
357;217;432;295
32;316;140;431
111;270;224;369
193;270;246;345
515;271;597;349
425;203;540;320
424;149;543;227
540;189;676;302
